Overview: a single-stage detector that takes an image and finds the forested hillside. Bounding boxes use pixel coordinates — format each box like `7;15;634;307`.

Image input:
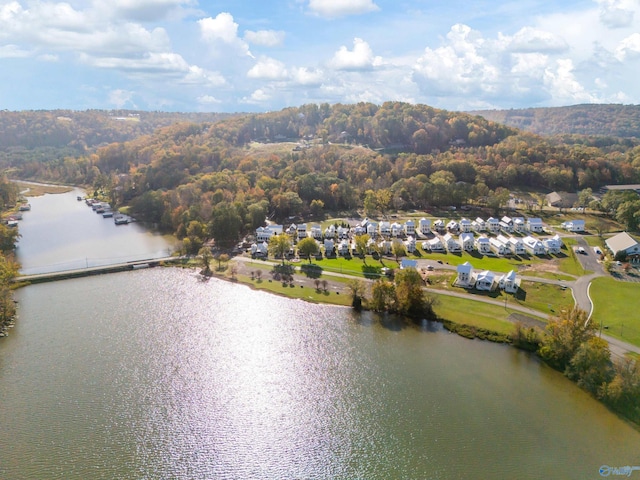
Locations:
3;101;640;251
472;104;640;138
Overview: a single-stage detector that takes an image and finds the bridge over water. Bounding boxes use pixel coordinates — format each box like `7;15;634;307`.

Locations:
14;256;184;284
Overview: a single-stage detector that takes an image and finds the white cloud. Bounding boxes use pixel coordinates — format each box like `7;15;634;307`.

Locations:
597;0;636;28
0;44;31;58
198;12;252;57
242;88;271;104
93;0;195;22
329;38;382;71
506;27;569;54
615;32;640;60
244;30;285;47
543;58;597;104
290;67;324;86
247;57;288;80
109;89;135;108
307;0;379;18
197;95;221;104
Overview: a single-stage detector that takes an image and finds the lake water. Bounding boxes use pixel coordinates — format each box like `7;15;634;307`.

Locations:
1;190;639;479
15;187;176;274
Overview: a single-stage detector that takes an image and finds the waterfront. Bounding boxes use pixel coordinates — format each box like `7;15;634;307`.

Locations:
2;187;640;479
15;187;175;275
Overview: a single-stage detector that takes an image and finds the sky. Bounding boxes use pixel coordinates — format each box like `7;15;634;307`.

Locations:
1;0;640;112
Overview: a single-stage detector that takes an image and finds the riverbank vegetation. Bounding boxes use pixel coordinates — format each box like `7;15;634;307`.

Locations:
0;177;21;336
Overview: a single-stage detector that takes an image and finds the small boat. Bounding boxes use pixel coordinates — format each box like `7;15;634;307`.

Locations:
102;210;114;218
77;196;83;201
7;220;18;228
114;215;128;225
18;203;31;211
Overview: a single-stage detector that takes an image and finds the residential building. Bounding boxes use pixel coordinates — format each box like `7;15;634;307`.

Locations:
512;217;526;233
433;219;445;232
405;220;416;236
472;217;487;232
323;238;335;255
474;270;495;291
367;222;378;238
490;237;508;256
256;224;283;242
391;222;403;237
499;216;514;233
561;220;585;232
460;218;472;233
404;236;416;253
498;270;519;293
338;239;350;256
475;235;491;254
425;237;445;252
446;220;460;233
496;235;513;254
527;218;544;233
379;221;391;237
419;218;431;235
487;217;500;233
444;233;461;252
523;235;546;255
456;261;474;286
297;223;307;240
507;237;526;255
310;224;323;240
324;224;336;239
459;232;475;251
543;236;562;254
250;242;268;257
605;232;640;261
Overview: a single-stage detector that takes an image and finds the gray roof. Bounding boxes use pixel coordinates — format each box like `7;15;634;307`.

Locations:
605;232;639;254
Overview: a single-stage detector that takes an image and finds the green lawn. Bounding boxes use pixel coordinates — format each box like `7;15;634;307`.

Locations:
590;277;640;347
554;239;587;276
432;295;515;335
514;281;573;314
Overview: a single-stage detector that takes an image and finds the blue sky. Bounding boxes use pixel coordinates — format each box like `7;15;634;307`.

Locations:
1;0;639;112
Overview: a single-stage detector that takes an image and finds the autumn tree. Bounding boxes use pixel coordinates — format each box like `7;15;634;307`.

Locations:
370;279;395;312
394;267;435;318
198;246;213;276
347;279;366;310
391;239;406;263
354;234;370;262
538;307;596;371
209;203;243;249
565;336;614;395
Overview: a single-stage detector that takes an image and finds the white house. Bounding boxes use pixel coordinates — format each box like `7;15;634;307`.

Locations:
366;237;377;254
543;235;562;254
474;270;495;291
447;220;460;233
512;217;526;233
475;235;491;254
379;221;391;237
378;240;392;255
404;236;416;253
507;237;526;255
405;220;416;236
297;223;307;240
460;218;473;233
310;224;323;240
487;217;500;233
496;235;513;254
353;224;365;236
527;218;545;233
433;219;446;232
490;237;508;256
562;220;585;232
499;216;514;233
250;242;268;257
444;233;461;252
391;222;403;237
473;217;487;232
419;218;431;235
426;237;445;252
323;238;335;255
456;261;474;286
287;223;297;235
523;235;546;255
605;232;640;261
256;224;283;242
367;222;378;238
338;239;350;256
498;270;519;293
459;232;475;251
337;226;350;239
324;224;336;239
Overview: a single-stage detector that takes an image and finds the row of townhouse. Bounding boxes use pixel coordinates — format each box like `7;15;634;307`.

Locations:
255;215;549;245
421;231;564;256
456;261;520;293
424;216;545;235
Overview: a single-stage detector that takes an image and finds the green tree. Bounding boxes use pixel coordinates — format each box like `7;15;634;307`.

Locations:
354;234;370;262
0;224;20;253
309;199;325;219
577;188;593;207
600;358;640;422
565;336;614;395
297;237;319;263
370;279;395;312
209;203;243;249
268;233;292;265
391;239;406;263
198;246;213;275
539;307;596;371
347;279;366;310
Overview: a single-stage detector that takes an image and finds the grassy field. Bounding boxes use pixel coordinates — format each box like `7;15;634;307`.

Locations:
15;181;73;196
432;295;515;335
590;277;640;347
514;281;573;314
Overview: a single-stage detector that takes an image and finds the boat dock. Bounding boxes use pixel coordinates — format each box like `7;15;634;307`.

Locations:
14;257;184;285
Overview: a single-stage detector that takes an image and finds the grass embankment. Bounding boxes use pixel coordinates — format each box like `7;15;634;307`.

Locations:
590;277;640;348
14;181;73;196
